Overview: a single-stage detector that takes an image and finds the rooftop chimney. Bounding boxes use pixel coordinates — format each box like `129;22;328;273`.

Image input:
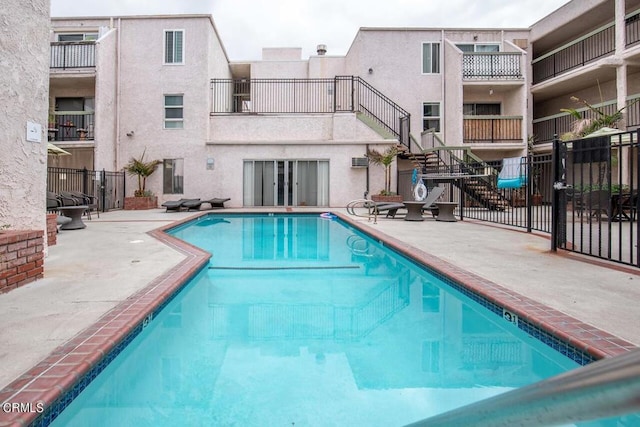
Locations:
316;44;327;55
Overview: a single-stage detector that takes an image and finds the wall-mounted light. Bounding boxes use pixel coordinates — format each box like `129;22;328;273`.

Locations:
473;35;478;41
489;88;494;96
206;158;214;170
126;131;135;137
368;68;373;74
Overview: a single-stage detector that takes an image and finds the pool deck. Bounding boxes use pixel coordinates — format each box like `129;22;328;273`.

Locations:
1;208;639;424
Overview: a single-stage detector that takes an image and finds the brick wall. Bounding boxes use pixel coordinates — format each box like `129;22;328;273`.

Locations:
0;230;44;293
46;213;57;246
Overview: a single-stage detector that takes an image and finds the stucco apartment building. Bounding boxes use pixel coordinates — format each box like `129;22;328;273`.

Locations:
42;0;640;210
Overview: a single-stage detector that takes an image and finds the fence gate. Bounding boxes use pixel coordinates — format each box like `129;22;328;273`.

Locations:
47;167;125;212
552;130;640;267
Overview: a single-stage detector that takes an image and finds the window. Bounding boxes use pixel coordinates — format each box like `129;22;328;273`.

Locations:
57;33;98;42
422;42;440;74
164;95;184;129
463;103;501;115
456;43;500;52
423;102;440;132
163;159;184;194
164;30;184;64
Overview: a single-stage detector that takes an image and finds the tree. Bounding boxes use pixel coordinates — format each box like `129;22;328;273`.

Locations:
560;95;638;140
123;149;161;197
366;146;398;195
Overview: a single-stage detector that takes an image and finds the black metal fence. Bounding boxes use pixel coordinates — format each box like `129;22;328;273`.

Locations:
47;167;125;212
462;53;522;79
552;130;640;266
210;76;411;148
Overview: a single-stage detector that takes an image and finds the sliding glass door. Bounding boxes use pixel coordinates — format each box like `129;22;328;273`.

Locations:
243;160;329;207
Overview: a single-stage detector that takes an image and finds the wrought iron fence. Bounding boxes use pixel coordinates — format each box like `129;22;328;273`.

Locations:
47;167;125;212
50;42;96;69
210;76;411;148
553;130;640;267
462;53;522;79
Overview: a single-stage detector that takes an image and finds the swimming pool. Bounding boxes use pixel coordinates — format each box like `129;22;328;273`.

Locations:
46;214;632;426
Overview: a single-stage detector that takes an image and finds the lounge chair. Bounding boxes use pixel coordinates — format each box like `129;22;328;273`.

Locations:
421;186;445;218
182;199;204;211
161;198;200;212
46;191;61;212
370;201;405;218
202;197;230;209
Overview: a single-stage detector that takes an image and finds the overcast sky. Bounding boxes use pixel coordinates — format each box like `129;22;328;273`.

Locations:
50;0;571;61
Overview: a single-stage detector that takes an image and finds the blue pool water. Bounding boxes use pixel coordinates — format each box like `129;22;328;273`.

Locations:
51;214;630;426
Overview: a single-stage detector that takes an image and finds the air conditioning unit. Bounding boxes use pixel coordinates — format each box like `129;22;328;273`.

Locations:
351;157;368;168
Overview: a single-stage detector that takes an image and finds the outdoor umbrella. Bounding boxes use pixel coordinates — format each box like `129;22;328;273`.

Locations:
47;142;71;156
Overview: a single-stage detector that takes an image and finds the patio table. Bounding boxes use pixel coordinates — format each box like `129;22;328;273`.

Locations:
58;205;88;230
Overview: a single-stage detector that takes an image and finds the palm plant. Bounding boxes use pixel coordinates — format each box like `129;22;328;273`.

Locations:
560;95;638;140
123;150;161;197
366;146;398;195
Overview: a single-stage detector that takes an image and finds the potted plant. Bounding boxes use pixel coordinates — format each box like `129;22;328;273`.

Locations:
123;149;162;210
367;146;402;202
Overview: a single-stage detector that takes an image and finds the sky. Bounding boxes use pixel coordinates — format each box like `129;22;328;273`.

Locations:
50;0;572;61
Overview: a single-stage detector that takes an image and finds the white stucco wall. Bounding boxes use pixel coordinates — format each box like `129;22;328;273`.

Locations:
0;0;49;232
115;16;228;197
94;29;118;171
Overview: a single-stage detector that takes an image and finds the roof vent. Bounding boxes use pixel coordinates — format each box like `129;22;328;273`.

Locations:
316;44;327;55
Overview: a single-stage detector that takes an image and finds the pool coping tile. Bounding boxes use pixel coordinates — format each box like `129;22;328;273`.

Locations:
0;211;636;426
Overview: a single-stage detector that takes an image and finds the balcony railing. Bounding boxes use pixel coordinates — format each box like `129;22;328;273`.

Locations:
50;42;96;69
462;53;522;79
48;113;95;142
627;12;640;47
533;24;615;84
531;96;640;145
463;116;522;144
210;76;411;148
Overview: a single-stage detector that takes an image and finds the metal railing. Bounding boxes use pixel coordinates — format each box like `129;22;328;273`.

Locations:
626;11;640;47
533;96;640;145
47;167;125;212
405;347;640;427
463;116;522;144
49;113;95;142
532;24;615;84
210;76;411;148
50;41;96;69
462;53;522;79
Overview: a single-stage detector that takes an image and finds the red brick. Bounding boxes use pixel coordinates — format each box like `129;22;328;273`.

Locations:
17;262;36;274
27;267;44;278
7;272;27;285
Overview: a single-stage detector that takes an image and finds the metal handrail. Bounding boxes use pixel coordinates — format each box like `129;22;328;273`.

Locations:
404;347;640;427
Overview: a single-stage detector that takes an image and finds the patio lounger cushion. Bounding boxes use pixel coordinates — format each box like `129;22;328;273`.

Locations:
182;199;204;211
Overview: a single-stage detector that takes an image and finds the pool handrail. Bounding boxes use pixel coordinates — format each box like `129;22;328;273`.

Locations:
404;347;640;427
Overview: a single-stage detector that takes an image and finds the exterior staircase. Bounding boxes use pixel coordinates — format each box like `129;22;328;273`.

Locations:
398;133;510;211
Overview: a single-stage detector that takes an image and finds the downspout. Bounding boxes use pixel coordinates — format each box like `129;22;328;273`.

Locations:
365;144;370;199
114;17;121;171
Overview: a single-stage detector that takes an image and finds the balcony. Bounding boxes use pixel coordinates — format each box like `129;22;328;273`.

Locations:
462;53;523;80
463;116;523;144
210;76;411;148
50;41;96;69
532;24;615;85
48;113;95;142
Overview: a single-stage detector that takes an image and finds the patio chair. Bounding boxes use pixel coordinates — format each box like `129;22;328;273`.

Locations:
67;191;100;219
576;189;610;218
46;191;61;212
161;198;200;212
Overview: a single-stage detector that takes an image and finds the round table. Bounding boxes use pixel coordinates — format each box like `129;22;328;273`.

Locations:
58;206;88;230
435;202;457;222
403;201;425;221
